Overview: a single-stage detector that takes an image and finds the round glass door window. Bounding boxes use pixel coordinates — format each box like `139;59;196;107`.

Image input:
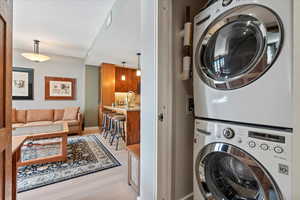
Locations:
195;143;283;200
195;5;283;90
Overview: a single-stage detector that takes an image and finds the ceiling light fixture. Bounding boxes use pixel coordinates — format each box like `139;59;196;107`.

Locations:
121;61;126;81
22;40;50;63
136;53;141;77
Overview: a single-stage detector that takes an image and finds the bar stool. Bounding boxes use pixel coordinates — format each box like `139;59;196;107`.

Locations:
102;112;115;139
101;112;111;135
110;115;126;150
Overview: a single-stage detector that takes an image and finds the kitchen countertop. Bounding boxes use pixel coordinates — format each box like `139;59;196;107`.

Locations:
103;105;140;112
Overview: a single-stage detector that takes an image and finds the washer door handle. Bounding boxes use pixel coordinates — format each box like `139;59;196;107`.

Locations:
197;128;211;135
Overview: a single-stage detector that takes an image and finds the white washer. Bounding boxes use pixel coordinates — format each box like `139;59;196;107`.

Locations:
193;119;292;200
193;0;293;128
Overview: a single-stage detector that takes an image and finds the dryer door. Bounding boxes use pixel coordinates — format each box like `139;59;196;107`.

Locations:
195;5;282;90
195;143;283;200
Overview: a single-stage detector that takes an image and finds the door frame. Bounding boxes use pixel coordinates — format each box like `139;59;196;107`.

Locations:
140;0;174;199
157;0;174;199
0;0;13;199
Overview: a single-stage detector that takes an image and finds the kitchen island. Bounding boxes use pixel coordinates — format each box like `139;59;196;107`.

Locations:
103;105;140;146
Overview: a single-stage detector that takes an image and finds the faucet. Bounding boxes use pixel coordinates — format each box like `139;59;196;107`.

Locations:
126;91;136;107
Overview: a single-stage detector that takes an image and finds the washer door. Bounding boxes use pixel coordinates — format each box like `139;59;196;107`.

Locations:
195;143;283;200
195;5;282;90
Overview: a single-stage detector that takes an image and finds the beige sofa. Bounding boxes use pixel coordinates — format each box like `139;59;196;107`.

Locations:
12;108;83;135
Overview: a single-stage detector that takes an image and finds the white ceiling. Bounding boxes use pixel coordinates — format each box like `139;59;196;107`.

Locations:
13;0;117;58
85;0;141;67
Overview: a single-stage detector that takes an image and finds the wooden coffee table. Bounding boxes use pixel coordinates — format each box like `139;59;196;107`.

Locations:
12;122;69;166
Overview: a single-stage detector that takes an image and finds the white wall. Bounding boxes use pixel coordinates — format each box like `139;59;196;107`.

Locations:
12;49;85;111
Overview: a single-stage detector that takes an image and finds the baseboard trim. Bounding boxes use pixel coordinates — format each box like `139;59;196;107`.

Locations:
84;126;99;129
179;193;193;200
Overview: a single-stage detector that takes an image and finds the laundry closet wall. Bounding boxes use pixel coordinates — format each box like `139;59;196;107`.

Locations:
292;0;300;199
172;0;206;199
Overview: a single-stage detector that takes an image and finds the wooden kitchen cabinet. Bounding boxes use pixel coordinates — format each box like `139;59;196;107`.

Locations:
115;67;140;93
98;63;140;126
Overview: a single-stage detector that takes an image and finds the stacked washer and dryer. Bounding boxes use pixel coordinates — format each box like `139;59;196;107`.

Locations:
193;0;293;199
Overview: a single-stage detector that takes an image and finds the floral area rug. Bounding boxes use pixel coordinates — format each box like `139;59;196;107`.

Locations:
17;134;121;193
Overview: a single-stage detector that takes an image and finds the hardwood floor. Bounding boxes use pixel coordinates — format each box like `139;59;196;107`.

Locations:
17;132;138;200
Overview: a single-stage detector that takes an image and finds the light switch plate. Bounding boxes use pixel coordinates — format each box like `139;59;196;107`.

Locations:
186;96;194;115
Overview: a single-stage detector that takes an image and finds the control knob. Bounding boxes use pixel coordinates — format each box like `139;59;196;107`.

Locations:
223;128;235;139
260;144;269;151
222;0;233;6
248;141;256;148
274;146;284;154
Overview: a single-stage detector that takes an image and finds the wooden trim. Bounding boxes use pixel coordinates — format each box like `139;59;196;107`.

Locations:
11;136;27;200
12;148;21;200
45;76;76;100
17;155;66;167
0;0;13;199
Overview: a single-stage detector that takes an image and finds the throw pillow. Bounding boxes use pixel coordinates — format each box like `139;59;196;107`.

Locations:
16;110;26;123
54;109;65;121
63;107;79;120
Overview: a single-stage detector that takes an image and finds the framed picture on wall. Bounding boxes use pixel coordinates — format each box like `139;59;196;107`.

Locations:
45;76;76;100
12;67;34;100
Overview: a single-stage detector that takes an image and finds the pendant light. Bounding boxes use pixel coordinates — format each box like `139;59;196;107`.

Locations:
22;40;50;62
121;61;126;81
136;53;141;77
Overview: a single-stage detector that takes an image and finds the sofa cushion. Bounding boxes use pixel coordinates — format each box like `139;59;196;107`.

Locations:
16;110;26;123
27;109;54;122
54;109;64;121
12;108;17;123
55;120;79;126
68;126;80;133
12;123;25;128
24;121;54;127
63;107;79;120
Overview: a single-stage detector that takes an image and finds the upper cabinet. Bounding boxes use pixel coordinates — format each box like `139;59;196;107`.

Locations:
100;63;140;105
100;63;116;106
115;67;140;93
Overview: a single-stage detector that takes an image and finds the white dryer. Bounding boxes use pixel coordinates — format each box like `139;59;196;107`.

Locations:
193;0;293;128
193;119;292;200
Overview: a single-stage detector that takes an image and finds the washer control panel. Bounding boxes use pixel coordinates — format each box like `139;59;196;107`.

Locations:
247;140;285;154
246;131;286;154
195;120;289;157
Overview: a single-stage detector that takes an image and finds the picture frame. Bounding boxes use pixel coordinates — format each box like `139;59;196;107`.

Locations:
12;67;34;100
45;76;76;100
